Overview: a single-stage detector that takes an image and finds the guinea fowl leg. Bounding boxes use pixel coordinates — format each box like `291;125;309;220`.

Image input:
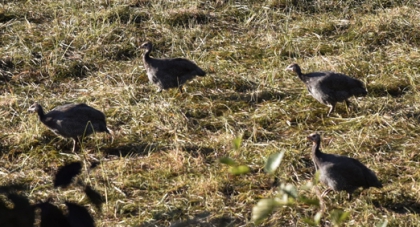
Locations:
321;188;333;197
107;128;114;144
71;138;78;153
345;100;351;112
327;104;335;116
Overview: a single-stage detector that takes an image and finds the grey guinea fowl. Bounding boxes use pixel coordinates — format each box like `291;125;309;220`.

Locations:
307;133;382;200
285;63;367;116
140;41;206;93
28;102;111;152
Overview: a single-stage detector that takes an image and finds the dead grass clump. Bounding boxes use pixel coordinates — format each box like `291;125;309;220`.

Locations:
368;83;411;97
103;6;149;24
101;44;137;61
11;69;48;85
165;9;212;27
128;0;153;8
0;58;14;83
54;61;97;80
270;0;409;14
0;10;17;23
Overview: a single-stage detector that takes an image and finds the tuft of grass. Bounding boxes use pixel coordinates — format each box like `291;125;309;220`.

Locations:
1;0;420;226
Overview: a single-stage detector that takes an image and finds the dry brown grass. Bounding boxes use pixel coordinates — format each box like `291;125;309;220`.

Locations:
1;0;420;226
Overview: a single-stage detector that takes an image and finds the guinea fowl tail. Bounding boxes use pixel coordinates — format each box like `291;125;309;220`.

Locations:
351;79;368;97
197;68;206;77
372;180;383;188
366;169;383;188
351;86;367;97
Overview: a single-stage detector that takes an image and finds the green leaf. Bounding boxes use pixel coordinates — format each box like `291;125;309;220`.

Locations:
302;218;318;226
330;209;350;226
314;211;322;225
299;196;320;207
264;151;285;174
219;157;237;166
232;137;242;150
376;220;388;227
282;183;298;199
251;198;277;224
229;165;250;175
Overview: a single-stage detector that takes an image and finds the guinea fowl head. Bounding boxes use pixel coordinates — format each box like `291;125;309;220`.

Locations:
307;133;321;144
28;102;41;112
140;41;152;51
285;63;302;75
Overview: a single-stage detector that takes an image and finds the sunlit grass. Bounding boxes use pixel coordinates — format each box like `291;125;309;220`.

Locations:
1;0;420;226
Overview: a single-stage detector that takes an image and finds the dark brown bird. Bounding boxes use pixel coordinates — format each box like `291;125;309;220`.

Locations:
140;41;206;93
307;133;382;200
286;63;367;116
28;102;111;152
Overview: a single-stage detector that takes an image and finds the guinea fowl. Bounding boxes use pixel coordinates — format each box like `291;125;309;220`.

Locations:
28;102;111;152
307;133;382;200
285;63;367;116
140;41;206;93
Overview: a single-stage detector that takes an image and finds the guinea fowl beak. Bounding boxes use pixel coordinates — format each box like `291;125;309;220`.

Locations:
285;66;293;71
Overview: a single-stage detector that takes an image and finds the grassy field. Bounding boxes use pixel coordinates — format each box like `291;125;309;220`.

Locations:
1;0;420;226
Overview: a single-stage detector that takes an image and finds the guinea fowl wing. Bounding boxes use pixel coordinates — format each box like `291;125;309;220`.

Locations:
45;104;107;135
153;58;204;77
348;158;382;188
50;103;82;112
65;105;106;121
321;156;366;192
320;73;365;93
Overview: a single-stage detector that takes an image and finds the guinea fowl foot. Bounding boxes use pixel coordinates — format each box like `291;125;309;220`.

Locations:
71;139;79;153
345;100;352;113
327;105;335;116
107;128;114;144
178;86;184;93
321;189;333;197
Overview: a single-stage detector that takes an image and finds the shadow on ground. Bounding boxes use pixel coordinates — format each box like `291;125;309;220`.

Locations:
373;194;420;214
0;161;100;227
367;84;410;98
102;142;165;157
182;145;214;158
207;90;284;105
138;211;242;227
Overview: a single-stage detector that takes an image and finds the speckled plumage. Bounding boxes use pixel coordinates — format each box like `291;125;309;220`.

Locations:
307;133;382;200
28;102;111;152
140;41;206;93
286;63;367;115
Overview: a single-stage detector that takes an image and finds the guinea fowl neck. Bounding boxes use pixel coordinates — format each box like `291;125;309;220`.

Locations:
312;140;322;158
36;105;46;122
294;66;307;82
143;46;152;61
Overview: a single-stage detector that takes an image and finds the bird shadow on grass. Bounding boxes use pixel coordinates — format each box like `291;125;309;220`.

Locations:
207;89;285;105
182;145;214;157
102;142;165;157
373;194;420;214
138;211;242;227
367;84;410;98
406;112;420;124
0;163;100;227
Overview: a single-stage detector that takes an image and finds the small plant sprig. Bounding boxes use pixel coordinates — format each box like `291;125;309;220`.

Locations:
220;138;353;226
219;136;251;175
